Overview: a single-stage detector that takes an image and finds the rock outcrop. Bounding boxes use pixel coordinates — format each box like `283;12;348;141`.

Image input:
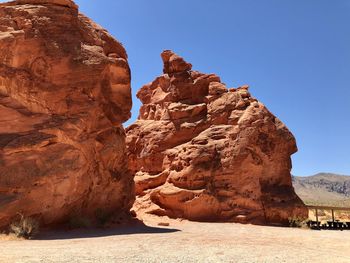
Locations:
0;0;133;228
126;50;307;225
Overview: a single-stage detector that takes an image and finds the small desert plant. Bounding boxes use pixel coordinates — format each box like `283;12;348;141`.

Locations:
9;214;39;239
288;216;307;228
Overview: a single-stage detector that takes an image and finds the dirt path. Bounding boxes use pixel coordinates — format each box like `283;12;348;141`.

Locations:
1;217;350;263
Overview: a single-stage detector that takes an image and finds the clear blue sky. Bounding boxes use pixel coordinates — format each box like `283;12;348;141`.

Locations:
3;0;350;176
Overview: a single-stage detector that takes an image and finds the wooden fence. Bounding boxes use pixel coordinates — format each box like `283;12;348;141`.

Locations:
307;205;350;224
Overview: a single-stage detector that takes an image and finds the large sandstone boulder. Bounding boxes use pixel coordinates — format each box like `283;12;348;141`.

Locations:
126;50;307;225
0;0;133;228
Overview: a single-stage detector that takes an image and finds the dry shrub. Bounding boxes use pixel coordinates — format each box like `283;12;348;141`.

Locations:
288;216;307;228
9;214;39;239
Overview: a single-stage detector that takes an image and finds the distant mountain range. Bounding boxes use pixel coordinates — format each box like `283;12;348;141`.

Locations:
292;173;350;207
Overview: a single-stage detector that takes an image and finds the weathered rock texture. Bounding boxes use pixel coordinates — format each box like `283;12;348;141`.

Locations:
127;50;307;225
0;0;133;228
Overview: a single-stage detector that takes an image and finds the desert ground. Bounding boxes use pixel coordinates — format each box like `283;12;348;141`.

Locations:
1;215;350;263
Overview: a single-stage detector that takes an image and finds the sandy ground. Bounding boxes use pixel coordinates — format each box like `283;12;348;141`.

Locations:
1;216;350;263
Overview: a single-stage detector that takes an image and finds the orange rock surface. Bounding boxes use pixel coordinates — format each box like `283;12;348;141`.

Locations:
127;50;307;225
0;0;133;228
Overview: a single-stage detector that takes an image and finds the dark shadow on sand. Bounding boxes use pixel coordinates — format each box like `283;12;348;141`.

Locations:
37;222;180;240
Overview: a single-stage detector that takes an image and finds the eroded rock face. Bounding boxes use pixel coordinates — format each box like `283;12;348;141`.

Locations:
0;0;133;228
126;50;307;225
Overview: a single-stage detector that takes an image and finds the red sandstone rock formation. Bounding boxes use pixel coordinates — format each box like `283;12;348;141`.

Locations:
127;50;307;225
0;0;133;228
